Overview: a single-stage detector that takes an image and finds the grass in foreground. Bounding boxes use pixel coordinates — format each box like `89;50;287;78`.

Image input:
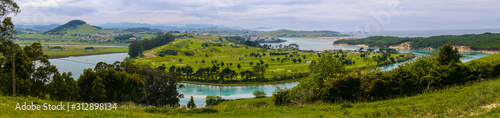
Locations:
2;77;500;117
42;46;128;58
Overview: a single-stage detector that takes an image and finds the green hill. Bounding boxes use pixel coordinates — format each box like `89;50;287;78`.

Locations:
256;29;348;37
45;20;111;34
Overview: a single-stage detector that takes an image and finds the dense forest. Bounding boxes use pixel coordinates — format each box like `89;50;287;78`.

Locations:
334;32;500;50
128;33;176;58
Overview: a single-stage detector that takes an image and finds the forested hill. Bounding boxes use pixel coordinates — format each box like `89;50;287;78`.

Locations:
257;29;349;37
44;19;110;34
334;32;500;50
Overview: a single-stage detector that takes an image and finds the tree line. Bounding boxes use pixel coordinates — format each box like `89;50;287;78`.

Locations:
335;32;500;50
128;33;175;58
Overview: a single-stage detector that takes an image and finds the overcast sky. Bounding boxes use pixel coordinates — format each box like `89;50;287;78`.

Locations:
10;0;500;31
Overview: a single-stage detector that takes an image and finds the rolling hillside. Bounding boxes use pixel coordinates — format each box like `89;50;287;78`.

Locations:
45;20;112;34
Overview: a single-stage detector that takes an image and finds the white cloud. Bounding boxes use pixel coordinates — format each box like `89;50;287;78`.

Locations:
10;0;500;31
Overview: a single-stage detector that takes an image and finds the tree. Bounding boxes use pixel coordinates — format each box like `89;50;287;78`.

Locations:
0;0;20;97
184;66;194;79
47;72;80;101
187;96;196;109
90;76;106;103
265;64;269;68
253;91;267;98
292;58;297;63
309;53;346;80
169;65;176;72
298;58;302;63
437;42;462;65
221;62;225;67
252;65;266;79
140;68;182;107
249;62;253;66
237;64;241;70
128;41;143;58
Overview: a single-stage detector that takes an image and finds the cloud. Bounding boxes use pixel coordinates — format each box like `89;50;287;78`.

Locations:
11;0;500;31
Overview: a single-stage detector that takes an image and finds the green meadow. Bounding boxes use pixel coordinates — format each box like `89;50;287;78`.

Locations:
133;35;413;85
42;46;128;58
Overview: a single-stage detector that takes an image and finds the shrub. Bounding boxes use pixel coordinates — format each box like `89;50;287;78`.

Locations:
273;87;291;105
205;96;222;107
325;75;361;101
183;51;195;56
253;91;267;98
187;96;196;109
190;107;218;113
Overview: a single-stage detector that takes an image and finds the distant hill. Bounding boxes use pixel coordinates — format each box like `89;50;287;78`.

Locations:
15;24;60;32
99;22;244;31
122;27;162;33
257;29;349;37
45;20;111;34
14;29;41;34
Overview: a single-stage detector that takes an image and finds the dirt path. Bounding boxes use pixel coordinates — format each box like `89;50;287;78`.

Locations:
142;44;170;59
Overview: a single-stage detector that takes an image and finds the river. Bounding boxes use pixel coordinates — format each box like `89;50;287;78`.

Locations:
49;37;490;107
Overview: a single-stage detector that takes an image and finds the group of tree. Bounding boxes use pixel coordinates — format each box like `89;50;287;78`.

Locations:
129;33;175;58
263;44;300;50
114;34;134;41
334;33;500;50
0;0;183;107
80;60;184;107
273;43;500;105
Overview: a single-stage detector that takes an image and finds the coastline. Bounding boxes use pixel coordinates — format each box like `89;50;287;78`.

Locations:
335;42;499;54
300;37;364;40
180;78;301;87
335;43;369;47
48;52;127;59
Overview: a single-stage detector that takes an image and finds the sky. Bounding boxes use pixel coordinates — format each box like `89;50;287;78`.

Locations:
9;0;500;32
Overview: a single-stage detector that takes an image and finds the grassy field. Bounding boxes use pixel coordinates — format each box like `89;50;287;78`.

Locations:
42;46;128;58
468;53;500;64
134;36;412;81
2;76;500;117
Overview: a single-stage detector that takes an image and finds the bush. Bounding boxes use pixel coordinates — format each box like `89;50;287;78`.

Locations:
183;51;195;56
325;75;361;101
273;87;290;105
205;96;222;107
253;91;267;98
145;106;218;114
187;96;196;109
